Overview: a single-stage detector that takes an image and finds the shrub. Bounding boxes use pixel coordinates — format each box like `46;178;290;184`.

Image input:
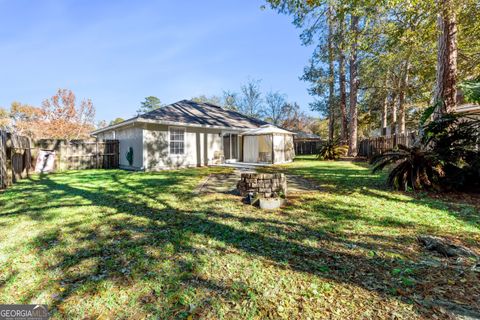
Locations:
371;145;444;191
317;141;348;160
126;147;134;166
371;111;480;191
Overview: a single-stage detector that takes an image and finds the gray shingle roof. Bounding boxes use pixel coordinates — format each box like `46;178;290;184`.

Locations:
293;131;321;140
139;100;268;129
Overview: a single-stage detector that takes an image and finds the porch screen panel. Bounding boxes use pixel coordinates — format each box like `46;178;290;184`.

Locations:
273;134;285;163
285;135;294;161
243;136;259;163
258;135;273;163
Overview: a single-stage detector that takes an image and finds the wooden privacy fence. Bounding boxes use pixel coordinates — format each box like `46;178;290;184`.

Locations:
0;131;32;189
34;139;119;171
0;135;119;190
358;132;417;158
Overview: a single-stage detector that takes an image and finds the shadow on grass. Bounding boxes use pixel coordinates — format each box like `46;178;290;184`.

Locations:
11;169;477;318
264;159;480;230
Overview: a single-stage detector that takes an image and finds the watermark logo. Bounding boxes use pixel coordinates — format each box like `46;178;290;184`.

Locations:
0;305;49;320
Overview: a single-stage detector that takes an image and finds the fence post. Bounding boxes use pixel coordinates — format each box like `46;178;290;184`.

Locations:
0;131;6;189
95;141;99;169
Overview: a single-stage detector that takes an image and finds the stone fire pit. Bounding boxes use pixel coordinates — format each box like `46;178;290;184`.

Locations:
237;173;287;209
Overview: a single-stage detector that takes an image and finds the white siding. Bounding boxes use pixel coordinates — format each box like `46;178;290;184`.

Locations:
97;131;115;140
96;127;144;169
114;125;144;170
143;123;223;171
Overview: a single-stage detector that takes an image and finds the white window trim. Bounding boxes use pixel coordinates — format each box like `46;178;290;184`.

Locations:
168;126;186;156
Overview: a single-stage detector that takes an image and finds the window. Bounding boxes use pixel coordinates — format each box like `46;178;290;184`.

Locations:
169;127;185;155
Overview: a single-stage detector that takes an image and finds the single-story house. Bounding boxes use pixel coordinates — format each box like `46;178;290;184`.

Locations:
91;100;295;171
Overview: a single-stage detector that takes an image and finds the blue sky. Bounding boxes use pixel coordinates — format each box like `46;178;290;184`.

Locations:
0;0;316;122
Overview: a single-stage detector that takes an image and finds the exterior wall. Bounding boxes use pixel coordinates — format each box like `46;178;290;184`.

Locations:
143;123;223;171
93;123;294;170
97;131;115;140
97;125;143;170
116;125;144;170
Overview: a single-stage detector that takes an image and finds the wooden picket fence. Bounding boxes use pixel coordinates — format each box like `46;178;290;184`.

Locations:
0;132;120;190
358;132;417;158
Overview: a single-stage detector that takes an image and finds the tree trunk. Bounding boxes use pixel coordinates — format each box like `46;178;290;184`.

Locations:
348;15;359;156
391;92;397;136
327;3;335;142
397;60;410;135
381;74;389;136
433;0;457;118
338;16;348;144
381;94;388;136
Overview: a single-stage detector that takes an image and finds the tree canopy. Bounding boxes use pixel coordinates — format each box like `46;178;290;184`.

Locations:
265;0;480;152
137;96;164;114
4;89;96;140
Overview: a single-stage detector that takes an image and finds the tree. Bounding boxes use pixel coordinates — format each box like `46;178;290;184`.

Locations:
308;118;329;138
9;102;43;138
222;90;239;111
433;0;458;117
109;117;125;125
137;96;164;114
348;15;360;156
41;89;96;140
238;79;263;118
280;102;312;132
337;18;349;142
327;1;336;142
263;91;288;125
0;107;10;130
459;78;480;104
191;95;223;106
266;0;479;149
97;120;108;129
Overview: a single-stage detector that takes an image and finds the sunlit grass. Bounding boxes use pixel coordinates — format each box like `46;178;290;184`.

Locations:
0;159;478;319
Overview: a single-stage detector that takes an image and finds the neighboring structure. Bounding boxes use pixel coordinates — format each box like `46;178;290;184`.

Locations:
456;103;480;117
92;100;295;171
293;131;322;155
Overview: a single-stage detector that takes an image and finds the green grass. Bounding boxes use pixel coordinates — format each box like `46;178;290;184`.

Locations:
0;158;478;319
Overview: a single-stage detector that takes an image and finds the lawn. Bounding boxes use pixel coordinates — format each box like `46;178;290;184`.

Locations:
0;157;479;319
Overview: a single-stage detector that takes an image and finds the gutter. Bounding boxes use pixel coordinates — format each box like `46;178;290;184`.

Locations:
91;117;258;135
91;118;138;135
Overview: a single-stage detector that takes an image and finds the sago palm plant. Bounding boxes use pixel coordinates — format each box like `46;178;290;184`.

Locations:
371;110;480;191
370;144;444;191
317;141;348;160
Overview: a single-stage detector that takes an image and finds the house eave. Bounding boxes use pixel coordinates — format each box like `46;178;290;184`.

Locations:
91;118;138;135
91;117;256;136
